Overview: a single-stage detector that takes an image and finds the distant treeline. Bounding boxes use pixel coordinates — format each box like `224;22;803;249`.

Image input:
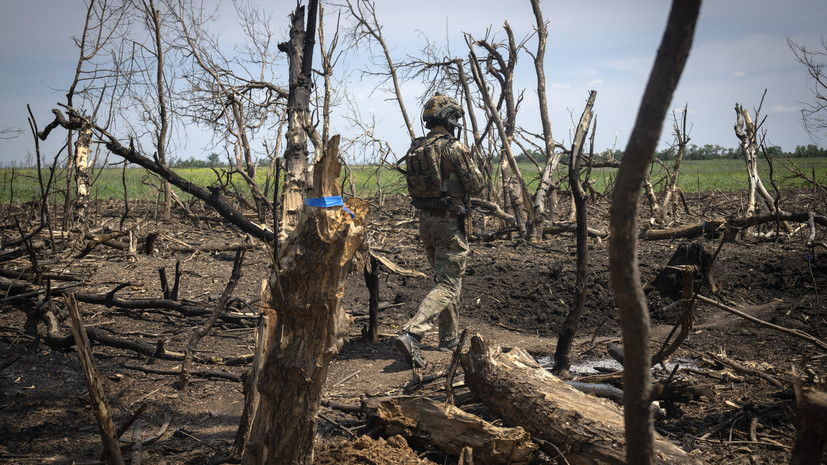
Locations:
516;143;827;163
171;152;224;168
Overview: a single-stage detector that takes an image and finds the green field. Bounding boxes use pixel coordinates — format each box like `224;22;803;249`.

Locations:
3;158;827;204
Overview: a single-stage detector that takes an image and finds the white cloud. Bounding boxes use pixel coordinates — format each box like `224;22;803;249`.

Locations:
767;105;801;114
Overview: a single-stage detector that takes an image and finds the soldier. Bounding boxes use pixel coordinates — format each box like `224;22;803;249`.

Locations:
394;93;484;368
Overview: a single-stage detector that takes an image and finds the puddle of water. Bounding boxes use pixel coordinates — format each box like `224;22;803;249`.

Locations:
535;355;699;376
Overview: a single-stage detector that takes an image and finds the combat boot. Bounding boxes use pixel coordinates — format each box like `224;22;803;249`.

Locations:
437;336;460;352
394;332;425;368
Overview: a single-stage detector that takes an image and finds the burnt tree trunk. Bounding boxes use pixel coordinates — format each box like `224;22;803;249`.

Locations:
462;334;704;465
279;2;317;237
608;2;700;463
363;254;380;343
553;90;596;377
242;135;367;465
529;0;561;225
66;294;125;465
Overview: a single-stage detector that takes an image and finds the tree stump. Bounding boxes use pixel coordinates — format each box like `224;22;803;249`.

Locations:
652;242;718;299
242;135;367;465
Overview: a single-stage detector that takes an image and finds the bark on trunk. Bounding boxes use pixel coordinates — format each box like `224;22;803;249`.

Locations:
73;124;92;229
279;3;316;237
242;135;366;465
791;369;827;464
462;334;704;465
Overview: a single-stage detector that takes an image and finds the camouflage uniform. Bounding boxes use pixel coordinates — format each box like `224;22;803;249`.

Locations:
402;131;472;346
395;93;483;368
403;203;468;344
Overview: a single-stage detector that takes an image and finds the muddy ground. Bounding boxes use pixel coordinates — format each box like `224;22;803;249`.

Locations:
1;189;826;464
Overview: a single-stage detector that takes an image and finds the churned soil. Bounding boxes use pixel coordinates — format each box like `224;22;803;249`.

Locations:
1;189;826;464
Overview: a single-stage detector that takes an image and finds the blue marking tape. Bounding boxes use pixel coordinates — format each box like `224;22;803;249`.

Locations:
304;196;355;218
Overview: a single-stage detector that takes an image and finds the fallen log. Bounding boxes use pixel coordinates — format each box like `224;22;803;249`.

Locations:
639;210;827;241
461;334;704;464
360;395;537;465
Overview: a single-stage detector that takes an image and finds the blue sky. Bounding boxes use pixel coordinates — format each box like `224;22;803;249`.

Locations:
1;0;825;167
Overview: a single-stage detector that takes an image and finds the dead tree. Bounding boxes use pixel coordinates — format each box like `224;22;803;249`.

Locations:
734;98;777;220
38;107;275;243
466;28;536;239
643;105;690;223
173;0;285;222
787;36;827;137
66;294;126;465
62;0;128;232
279;2;318;237
608;1;700;464
140;0;173;220
528;0;562;225
552;90;596;377
242;136;367;465
342;0;416;140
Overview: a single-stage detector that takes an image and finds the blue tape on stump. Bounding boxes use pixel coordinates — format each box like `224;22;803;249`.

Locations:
304;196;355;218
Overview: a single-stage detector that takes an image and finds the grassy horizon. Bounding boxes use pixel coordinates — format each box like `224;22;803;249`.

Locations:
3;157;827;204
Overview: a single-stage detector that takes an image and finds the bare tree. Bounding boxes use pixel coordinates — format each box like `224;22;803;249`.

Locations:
169;0;287;222
609;1;700;463
466;27;536;239
734;95;777;219
63;0;129;232
129;0;175;219
527;0;562;225
342;0;415;140
788;36;827;139
552;90;596;377
643;105;690;223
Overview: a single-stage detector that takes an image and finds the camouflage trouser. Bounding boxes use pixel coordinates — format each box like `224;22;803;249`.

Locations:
404;209;468;343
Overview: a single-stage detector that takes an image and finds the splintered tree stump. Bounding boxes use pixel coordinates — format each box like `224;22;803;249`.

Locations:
652;242;718;299
241;135;367;465
361;396;537;465
461;334;704;465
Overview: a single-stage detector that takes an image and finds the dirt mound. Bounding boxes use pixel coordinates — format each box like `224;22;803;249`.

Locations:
316;435;437;465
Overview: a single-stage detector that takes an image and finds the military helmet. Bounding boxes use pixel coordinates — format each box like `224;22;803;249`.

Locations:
422;92;464;129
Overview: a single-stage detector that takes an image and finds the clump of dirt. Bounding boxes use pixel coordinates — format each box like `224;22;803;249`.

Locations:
316;435;437;465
